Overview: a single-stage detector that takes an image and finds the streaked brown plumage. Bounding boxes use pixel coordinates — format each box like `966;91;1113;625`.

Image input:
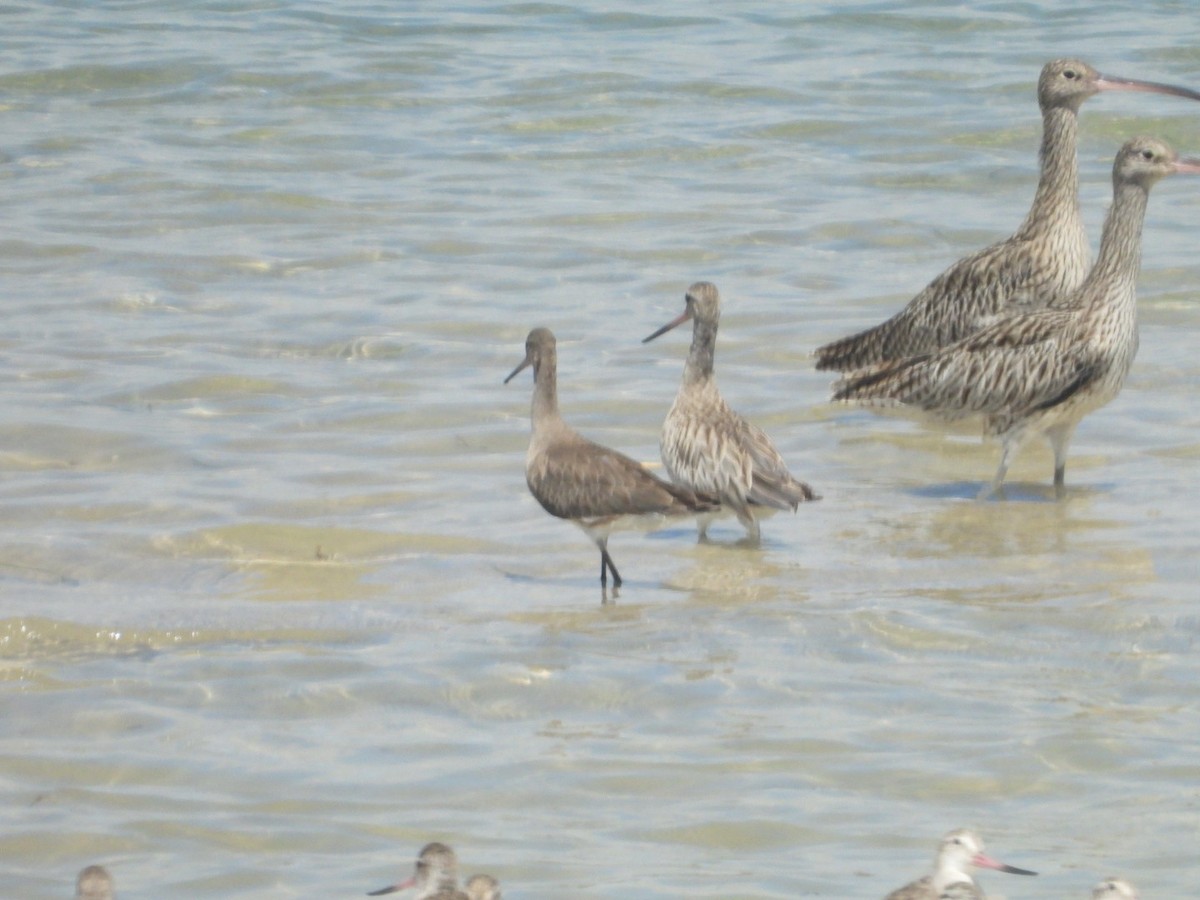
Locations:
816;59;1200;372
465;874;502;900
506;328;716;588
76;865;115;900
884;829;1036;900
368;842;469;899
1092;877;1139;900
643;282;818;542
834;137;1200;496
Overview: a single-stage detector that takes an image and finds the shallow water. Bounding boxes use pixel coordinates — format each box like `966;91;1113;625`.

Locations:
3;1;1200;897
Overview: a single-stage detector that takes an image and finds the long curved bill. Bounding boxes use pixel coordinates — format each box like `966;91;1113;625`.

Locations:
972;852;1037;877
1171;155;1200;175
367;876;414;895
1096;73;1200;102
504;352;532;384
642;308;692;344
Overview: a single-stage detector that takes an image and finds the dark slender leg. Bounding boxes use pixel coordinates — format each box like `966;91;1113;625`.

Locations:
601;546;622;588
599;552;607;586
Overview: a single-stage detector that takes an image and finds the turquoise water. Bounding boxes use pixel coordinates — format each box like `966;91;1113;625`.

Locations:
3;2;1200;897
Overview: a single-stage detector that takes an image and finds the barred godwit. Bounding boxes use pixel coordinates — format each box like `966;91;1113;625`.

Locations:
506;328;716;588
644;282;818;542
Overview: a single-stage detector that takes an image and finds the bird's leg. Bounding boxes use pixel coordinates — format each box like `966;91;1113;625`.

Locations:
1047;422;1075;495
739;520;761;547
598;539;622;588
605;553;622;588
980;442;1015;500
735;506;761;546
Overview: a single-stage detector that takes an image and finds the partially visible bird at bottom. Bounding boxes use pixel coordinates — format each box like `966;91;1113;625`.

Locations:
76;865;114;900
833;137;1200;498
1092;877;1139;900
368;842;468;899
884;828;1036;900
465;873;502;900
643;281;818;543
506;327;717;589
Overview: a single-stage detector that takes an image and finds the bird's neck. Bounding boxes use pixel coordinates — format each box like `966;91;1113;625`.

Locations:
1018;104;1082;238
531;358;562;429
682;319;718;385
1083;178;1149;303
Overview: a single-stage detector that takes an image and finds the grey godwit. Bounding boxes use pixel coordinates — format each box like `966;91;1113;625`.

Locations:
506;328;717;588
643;282;818;542
884;828;1036;900
75;865;114;900
368;842;469;899
465;874;502;900
1092;877;1139;900
833;136;1200;497
816;59;1200;372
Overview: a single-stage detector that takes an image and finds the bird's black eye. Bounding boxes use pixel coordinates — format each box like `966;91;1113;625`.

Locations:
1142;149;1155;160
1063;69;1078;79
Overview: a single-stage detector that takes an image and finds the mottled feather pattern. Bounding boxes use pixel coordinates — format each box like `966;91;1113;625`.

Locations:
662;368;816;513
742;418;818;508
833;309;1115;433
646;282;818;541
816;235;1068;372
662;387;755;509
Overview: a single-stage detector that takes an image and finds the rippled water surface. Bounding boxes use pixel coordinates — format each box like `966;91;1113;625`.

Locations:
4;2;1200;897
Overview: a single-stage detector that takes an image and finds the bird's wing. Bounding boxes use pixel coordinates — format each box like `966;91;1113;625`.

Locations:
531;438;698;520
738;418;818;509
661;403;755;508
815;234;1047;370
834;310;1102;421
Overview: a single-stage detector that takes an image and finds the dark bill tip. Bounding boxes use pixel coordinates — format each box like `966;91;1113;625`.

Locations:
504;355;532;384
998;864;1038;877
367;886;401;896
642;309;692;344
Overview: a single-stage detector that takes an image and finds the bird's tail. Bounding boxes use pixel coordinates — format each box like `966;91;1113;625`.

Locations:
830;353;931;405
749;474;820;510
815;315;921;372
